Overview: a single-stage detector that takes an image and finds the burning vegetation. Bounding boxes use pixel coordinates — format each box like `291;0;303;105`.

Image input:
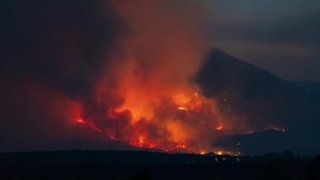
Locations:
76;90;231;153
0;0;294;155
65;0;284;155
69;0;232;154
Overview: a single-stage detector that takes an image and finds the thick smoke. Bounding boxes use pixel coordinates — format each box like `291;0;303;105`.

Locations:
1;0;257;153
81;0;222;152
0;0;130;151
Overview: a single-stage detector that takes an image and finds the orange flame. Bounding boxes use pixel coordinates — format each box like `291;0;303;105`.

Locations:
216;125;223;131
71;0;246;154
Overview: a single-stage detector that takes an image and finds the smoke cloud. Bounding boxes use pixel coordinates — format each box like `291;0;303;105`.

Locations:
82;0;221;152
1;0;264;153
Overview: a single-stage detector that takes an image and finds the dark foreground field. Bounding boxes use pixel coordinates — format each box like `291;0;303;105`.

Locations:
0;150;319;180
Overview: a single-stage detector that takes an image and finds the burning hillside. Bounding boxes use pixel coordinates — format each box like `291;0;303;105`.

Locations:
66;0;240;153
3;0;308;155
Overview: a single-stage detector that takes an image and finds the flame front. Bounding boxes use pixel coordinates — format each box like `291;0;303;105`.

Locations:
77;88;228;153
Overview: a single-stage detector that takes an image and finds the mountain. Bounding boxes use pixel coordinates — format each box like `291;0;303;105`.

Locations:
292;81;320;95
196;49;320;156
214;130;290;155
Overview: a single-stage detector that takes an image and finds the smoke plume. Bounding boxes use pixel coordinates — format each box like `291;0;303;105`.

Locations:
0;0;258;153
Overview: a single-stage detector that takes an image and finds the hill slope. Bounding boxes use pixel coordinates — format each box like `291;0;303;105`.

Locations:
196;49;320;156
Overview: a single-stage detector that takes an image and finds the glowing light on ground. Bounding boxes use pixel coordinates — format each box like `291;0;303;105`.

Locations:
216;151;223;155
274;127;288;133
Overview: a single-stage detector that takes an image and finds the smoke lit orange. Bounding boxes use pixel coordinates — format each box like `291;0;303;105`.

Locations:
73;0;235;154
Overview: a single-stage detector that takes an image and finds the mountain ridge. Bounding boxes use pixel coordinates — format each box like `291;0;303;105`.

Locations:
196;49;320;156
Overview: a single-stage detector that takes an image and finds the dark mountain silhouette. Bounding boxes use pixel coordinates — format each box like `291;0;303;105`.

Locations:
214;130;290;155
293;81;320;95
196;49;320;156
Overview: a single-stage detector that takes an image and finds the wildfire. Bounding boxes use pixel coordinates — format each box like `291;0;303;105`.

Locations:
216;125;223;131
175;91;202;112
77;118;86;124
70;0;228;154
177;106;188;111
74;89;228;153
76;117;102;133
176;144;187;149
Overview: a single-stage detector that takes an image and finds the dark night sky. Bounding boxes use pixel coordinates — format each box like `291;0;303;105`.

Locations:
0;0;319;155
206;0;320;82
